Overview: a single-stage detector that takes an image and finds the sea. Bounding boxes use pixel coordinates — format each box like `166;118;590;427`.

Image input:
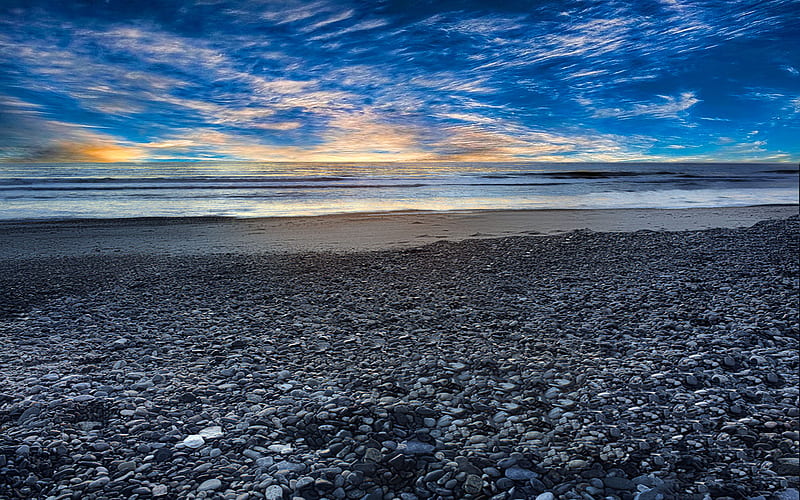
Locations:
0;162;797;220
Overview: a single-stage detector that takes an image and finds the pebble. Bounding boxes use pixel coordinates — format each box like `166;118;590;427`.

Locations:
87;476;109;490
268;443;293;454
117;461;136;472
604;476;635;490
152;484;168;496
504;467;538;480
264;484;284;499
199;425;223;438
183;434;205;448
198;478;222;491
397;440;435;455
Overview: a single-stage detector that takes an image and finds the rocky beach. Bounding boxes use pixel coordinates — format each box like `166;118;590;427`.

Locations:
0;215;798;500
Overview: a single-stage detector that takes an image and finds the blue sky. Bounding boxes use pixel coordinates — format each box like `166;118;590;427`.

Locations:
0;0;797;162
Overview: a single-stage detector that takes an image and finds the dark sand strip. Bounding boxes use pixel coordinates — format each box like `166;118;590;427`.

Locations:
0;205;797;258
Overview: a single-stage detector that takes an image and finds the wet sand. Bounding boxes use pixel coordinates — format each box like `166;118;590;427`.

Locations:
0;205;797;259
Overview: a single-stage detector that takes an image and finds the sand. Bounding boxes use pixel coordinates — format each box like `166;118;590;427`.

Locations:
0;205;797;259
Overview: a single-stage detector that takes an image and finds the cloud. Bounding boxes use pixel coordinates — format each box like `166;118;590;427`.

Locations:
783;65;799;76
0;0;795;163
309;18;390;40
22;141;144;162
301;9;355;33
789;97;800;114
592;92;700;119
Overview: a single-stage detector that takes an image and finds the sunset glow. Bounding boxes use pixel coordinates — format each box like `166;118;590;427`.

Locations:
0;0;797;163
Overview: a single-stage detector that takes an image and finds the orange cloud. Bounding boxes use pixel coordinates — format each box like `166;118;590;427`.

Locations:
24;141;144;162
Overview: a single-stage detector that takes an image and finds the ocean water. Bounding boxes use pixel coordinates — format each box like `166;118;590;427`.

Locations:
0;162;797;220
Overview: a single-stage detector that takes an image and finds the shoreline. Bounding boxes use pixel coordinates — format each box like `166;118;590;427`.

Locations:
0;204;797;259
1;203;797;225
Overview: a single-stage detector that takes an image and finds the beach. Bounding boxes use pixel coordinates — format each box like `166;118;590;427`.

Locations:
0;205;797;258
1;206;798;499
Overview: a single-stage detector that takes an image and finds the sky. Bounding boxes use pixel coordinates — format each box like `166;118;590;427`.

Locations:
0;0;797;163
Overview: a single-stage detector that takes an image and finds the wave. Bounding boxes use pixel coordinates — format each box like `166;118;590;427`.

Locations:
762;169;800;174
0;181;579;191
481;170;677;179
0;175;354;186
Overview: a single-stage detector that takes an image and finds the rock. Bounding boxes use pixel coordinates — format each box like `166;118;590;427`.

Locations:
154;448;173;462
504;467;538;480
268;443;292;454
604;476;635;490
364;447;381;462
264;484;284;500
397;440;435;455
88;476;110;490
183;434;205;448
274;461;305;472
198;478;222;491
179;392;198;403
567;459;589;469
91;441;110;452
774;489;799;500
315;478;335;491
256;456;274;469
295;476;314;489
774;458;800;477
152;484;168;497
111;338;128;349
464;474;483;494
535;493;555;500
199;425;223;439
17;405;42;423
117;461;136;473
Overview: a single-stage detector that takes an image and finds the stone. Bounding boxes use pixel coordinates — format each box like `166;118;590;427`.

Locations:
315;478;335;491
18;406;42;423
364;447;381;462
774;489;799;500
604;476;635;490
268;443;293;454
397;440;435;455
88;476;110;490
295;476;313;489
774;458;800;477
199;425;223;439
504;467;538;480
183;434;205;448
256;456;274;469
464;474;483;494
117;461;136;473
567;459;589;469
265;484;284;500
154;448;173;462
198;478;222;491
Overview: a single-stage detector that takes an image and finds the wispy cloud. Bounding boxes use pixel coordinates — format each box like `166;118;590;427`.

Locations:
0;0;795;162
592;92;700;119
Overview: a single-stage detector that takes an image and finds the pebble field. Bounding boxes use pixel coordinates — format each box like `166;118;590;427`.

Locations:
1;217;798;500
